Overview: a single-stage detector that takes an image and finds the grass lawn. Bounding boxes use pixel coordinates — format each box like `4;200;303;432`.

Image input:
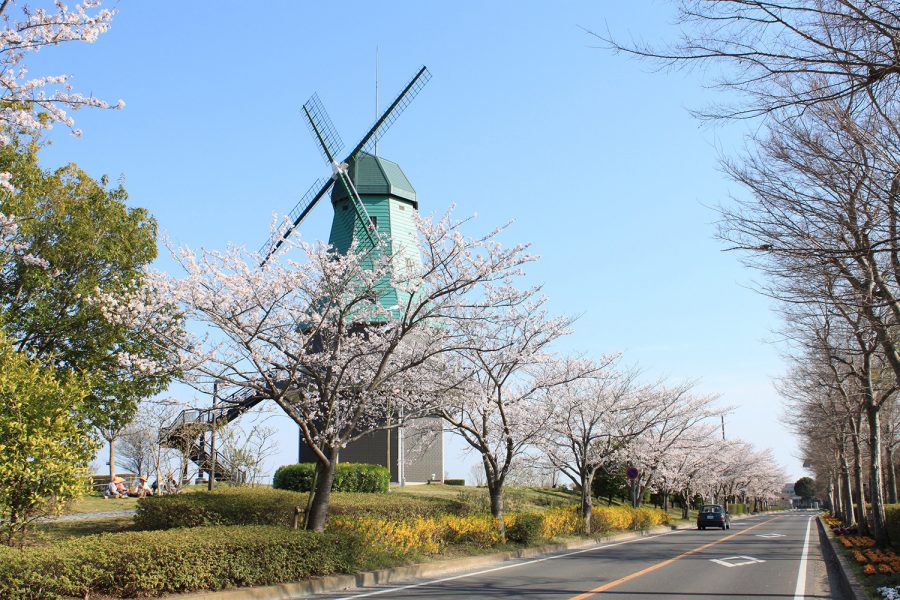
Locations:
31;516;135;545
393;483;580;512
63;493;138;514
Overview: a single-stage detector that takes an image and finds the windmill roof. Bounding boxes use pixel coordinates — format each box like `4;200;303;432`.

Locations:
331;152;417;207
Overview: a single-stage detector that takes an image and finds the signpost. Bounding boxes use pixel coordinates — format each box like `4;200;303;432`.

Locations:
626;467;639;507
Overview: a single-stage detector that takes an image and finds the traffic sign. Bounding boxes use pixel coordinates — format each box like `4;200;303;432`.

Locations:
626;467;639;480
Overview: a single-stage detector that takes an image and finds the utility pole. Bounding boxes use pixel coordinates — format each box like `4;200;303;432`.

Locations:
209;381;218;491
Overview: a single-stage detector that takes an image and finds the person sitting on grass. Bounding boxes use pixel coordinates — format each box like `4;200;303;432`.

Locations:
132;475;153;497
114;476;130;498
106;476;128;498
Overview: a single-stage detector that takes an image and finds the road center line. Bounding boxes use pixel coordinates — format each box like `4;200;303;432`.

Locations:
332;530;682;599
568;516;782;600
793;516;814;600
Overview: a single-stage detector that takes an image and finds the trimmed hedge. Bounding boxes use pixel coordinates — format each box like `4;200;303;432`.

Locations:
445;479;465;486
135;487;306;530
887;504;900;549
0;526;363;599
727;503;747;515
135;487;468;531
273;463;389;493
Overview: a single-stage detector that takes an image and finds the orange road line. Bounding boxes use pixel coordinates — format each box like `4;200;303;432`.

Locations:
568;516;781;600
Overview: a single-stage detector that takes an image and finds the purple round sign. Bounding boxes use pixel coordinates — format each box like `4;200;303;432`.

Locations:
626;467;639;480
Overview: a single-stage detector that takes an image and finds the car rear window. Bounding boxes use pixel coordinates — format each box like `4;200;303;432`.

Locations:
700;506;721;513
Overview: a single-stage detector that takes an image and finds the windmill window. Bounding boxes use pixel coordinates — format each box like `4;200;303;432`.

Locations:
369;216;378;229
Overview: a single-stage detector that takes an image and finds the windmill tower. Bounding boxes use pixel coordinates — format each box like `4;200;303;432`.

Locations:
260;66;442;484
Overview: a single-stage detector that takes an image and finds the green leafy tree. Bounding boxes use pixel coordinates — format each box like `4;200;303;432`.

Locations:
794;477;816;502
0;331;96;545
0;135;175;476
592;464;629;505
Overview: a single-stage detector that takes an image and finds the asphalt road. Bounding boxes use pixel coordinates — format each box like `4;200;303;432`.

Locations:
312;510;840;600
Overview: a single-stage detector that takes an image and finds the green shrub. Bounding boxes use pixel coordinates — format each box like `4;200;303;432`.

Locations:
507;512;546;545
273;463;389;493
0;526;365;599
445;479;465;486
273;463;316;492
329;492;465;519
136;487;466;531
886;504;900;549
135;487;305;530
727;503;747;515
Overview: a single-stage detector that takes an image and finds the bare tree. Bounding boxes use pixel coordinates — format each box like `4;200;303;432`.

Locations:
598;1;900;120
117;422;154;478
216;423;279;485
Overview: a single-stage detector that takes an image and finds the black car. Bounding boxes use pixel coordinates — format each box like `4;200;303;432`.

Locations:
697;504;730;530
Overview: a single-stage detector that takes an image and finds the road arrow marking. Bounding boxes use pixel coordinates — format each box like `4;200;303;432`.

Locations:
756;533;785;538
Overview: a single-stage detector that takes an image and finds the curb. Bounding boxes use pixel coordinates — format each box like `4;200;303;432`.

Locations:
165;523;684;600
815;516;869;600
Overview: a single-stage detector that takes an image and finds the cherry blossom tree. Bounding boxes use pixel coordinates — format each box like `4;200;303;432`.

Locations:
653;433;720;518
123;211;534;531
539;362;673;533
628;383;723;507
0;0;121;253
437;289;597;540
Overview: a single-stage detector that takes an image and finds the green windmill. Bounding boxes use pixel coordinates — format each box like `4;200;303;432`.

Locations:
261;66;431;316
259;67;442;484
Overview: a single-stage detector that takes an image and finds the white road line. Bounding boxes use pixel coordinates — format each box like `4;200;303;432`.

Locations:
793;516;814;600
331;531;682;599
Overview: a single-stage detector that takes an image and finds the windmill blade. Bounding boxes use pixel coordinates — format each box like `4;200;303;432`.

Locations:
303;93;344;165
259;176;333;264
345;65;431;161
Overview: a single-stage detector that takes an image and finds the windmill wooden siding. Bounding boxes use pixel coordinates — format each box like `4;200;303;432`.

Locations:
328;152;423;312
308;151;441;483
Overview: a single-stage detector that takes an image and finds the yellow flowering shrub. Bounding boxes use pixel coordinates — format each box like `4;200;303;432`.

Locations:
330;516;443;556
589;505;669;533
441;515;503;547
539;507;582;538
591;506;635;532
329;503;671;555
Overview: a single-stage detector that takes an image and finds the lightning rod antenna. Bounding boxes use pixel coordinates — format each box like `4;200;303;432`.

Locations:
374;46;379;156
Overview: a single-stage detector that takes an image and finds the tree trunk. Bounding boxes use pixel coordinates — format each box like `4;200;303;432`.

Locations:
831;475;841;519
487;479;506;542
885;444;897;505
841;451;855;526
581;470;594;535
852;433;868;534
305;451;338;533
681;488;690;520
866;404;888;546
826;478;835;515
108;438;116;479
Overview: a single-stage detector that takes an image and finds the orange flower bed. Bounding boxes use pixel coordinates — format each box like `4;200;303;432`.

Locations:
864;564;877;575
879;564;894;575
843;535;876;548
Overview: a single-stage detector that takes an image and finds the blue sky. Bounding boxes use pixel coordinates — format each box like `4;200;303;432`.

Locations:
32;2;799;481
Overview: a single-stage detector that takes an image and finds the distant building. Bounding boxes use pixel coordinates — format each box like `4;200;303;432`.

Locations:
298;417;443;484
